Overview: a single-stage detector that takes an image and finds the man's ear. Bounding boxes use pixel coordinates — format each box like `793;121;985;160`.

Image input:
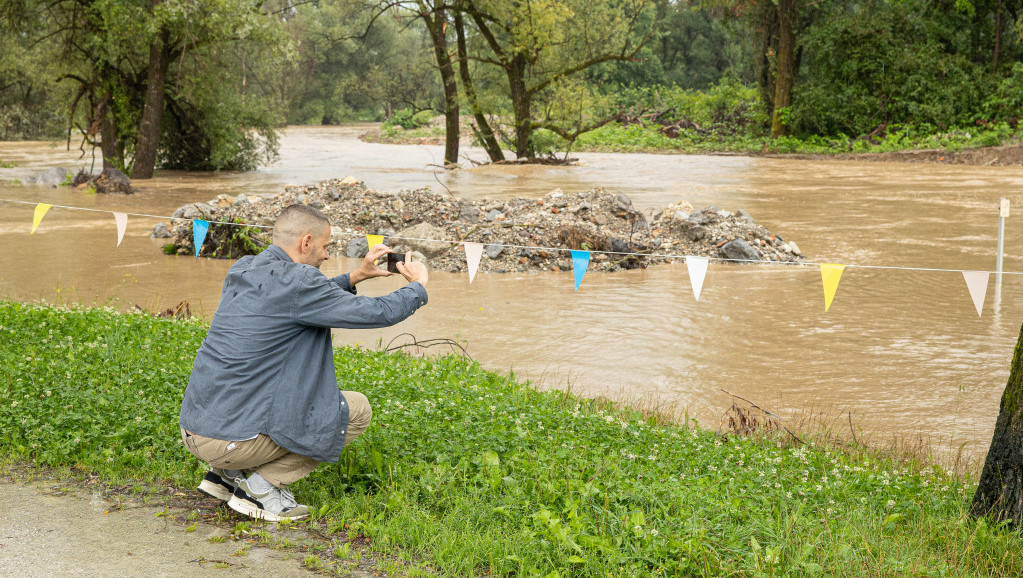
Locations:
297;233;313;254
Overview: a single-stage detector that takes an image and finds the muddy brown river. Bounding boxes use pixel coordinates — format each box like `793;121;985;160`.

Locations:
3;125;1023;465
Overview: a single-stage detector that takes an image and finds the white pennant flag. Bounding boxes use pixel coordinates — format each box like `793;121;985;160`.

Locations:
686;256;709;301
962;271;990;317
113;212;127;247
464;242;483;284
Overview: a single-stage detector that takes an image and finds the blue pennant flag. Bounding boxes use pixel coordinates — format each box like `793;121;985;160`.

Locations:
192;219;210;257
570;250;590;292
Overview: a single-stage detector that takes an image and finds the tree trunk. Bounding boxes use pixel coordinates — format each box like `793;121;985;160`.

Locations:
96;92;122;170
993;0;1002;69
507;54;532;158
756;1;779;124
131;26;171;180
425;6;459;168
770;0;797;138
972;323;1023;525
455;10;504;162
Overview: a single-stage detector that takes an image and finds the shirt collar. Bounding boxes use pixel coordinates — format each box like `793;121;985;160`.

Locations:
265;244;294;263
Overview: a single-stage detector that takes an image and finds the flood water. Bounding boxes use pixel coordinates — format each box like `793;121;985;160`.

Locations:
3;125;1023;464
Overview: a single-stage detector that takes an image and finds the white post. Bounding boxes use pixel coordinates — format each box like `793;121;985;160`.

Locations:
997;198;1009;288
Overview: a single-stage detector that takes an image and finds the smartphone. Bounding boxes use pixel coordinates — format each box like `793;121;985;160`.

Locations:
386;252;405;273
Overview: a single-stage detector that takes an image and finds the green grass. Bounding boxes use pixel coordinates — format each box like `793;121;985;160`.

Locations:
2;300;1022;576
571;122;1023;156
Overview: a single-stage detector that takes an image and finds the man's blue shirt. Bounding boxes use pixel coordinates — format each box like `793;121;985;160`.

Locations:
179;244;427;463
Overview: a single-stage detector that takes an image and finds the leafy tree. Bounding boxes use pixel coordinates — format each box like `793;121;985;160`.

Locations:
0;21;67;140
1;0;288;176
284;0;441;124
462;0;658;159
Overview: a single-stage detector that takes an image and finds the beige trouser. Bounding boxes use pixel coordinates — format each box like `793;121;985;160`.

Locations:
181;390;372;487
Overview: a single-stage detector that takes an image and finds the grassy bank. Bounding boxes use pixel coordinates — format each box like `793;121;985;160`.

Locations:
2;300;1021;576
570;123;1023;156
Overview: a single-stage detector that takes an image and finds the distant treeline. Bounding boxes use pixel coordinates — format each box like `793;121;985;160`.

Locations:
0;0;1020;172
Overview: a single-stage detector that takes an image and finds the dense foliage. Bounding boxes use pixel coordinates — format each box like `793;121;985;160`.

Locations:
5;301;1023;575
1;0;1021;162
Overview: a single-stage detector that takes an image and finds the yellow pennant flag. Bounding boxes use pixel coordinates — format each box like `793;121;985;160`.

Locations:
365;234;384;251
820;263;846;312
31;203;52;234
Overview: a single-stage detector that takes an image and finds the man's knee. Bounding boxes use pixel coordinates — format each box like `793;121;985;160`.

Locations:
344;391;372;427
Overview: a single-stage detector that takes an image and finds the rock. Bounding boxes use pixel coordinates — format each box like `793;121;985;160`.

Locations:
172;203;211;220
485;243;504;259
27;167;74;186
719;239;760;262
788;241;802;255
235;194;251;206
151;222;172;239
345;237;368;258
395;222;451;257
592;214;609;226
737;209;755;223
610;238;630;253
676;220;706;241
579;201;591;210
688;212;709;225
93;168;134;194
614;193;634;212
486;209;504;222
459;205;482;223
340;176;360;185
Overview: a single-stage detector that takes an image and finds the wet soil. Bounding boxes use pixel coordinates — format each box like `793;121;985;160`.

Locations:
0;466;389;577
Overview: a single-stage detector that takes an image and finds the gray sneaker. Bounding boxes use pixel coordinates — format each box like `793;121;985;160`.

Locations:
227;477;309;522
197;467;243;501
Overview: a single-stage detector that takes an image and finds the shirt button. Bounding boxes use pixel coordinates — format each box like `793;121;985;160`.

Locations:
341;430;346;434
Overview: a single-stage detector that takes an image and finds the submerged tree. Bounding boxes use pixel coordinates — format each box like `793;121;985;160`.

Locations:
972;323;1023;526
462;0;657;159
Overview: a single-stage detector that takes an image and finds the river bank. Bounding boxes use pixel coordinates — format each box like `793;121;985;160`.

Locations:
361;124;1023;167
3;301;1020;576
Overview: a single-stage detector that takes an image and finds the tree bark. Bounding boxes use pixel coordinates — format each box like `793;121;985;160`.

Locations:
993;0;1002;69
770;0;797;138
507;54;532;158
424;5;459;168
972;322;1023;525
131;25;171;179
455;10;504;162
756;0;778;123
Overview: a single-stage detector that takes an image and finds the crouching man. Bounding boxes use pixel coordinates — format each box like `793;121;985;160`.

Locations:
179;204;428;521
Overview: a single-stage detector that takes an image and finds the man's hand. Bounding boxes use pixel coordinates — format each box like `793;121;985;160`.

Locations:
348;244;428;287
349;244;396;285
395;253;428;287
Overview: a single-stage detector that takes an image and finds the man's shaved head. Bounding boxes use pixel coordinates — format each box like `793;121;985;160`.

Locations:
273;204;330;248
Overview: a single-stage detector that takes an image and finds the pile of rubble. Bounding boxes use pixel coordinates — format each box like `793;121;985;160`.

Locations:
157;177;804;272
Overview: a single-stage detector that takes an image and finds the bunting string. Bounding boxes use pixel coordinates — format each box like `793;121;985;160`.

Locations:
1;196;1017;314
2;197;1017;274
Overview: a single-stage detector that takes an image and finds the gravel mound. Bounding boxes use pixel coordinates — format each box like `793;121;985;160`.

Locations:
160;178;804;272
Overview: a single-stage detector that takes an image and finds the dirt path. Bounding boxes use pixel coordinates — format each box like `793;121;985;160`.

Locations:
0;480;387;577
